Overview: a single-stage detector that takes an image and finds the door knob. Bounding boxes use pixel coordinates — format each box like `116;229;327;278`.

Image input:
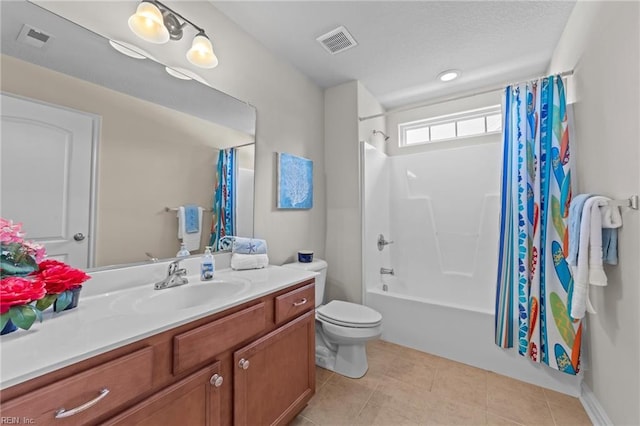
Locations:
73;233;85;241
210;374;223;387
238;358;250;370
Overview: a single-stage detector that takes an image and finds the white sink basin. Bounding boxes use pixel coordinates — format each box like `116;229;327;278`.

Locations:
109;278;251;314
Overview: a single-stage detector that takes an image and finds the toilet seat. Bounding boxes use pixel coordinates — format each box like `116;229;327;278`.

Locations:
316;300;382;328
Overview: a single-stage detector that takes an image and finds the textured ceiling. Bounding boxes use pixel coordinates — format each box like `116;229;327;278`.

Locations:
213;1;576;108
20;1;577;110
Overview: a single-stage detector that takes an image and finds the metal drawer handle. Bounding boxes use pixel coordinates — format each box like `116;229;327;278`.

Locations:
238;358;250;370
55;388;110;419
293;298;307;307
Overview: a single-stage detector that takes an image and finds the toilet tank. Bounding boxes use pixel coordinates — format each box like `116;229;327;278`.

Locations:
281;259;328;307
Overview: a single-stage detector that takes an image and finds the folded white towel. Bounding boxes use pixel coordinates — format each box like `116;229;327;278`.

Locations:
600;204;622;229
231;253;269;270
177;206;203;251
570;196;609;319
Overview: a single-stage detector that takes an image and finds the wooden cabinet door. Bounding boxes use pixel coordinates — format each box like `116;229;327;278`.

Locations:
234;310;315;426
104;362;223;426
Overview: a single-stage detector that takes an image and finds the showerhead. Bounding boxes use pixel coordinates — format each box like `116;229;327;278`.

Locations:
373;129;390;141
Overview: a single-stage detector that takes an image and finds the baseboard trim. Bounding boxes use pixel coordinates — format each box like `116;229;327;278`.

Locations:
580;382;613;426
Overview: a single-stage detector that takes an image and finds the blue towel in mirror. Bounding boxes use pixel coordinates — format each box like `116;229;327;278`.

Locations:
232;237;268;254
184;205;200;234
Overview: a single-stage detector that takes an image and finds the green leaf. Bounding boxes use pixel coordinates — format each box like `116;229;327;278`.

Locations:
8;305;37;330
550;292;575;348
54;290;73;312
35;294;58;311
0;313;9;331
34;305;43;323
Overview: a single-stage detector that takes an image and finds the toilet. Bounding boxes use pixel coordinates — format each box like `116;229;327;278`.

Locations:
282;259;382;379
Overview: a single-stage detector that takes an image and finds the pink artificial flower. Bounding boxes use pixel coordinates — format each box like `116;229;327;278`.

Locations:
0;218;25;244
23;241;46;263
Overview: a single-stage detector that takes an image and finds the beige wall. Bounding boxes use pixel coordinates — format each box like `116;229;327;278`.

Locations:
3;0;328;267
385;91;502;157
549;2;640;424
1;55;249;266
323;81;385;304
171;2;327;266
324;82;361;303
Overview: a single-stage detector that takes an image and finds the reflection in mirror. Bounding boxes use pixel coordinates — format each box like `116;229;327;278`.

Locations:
0;1;256;270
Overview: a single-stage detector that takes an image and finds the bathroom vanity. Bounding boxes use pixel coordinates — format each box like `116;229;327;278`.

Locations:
0;262;316;425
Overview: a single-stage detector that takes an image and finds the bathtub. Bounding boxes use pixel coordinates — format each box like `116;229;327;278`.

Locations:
365;280;582;396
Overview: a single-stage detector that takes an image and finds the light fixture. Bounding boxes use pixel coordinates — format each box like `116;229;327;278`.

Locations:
438;69;460;82
128;1;169;44
165;66;209;86
128;0;218;69
165;66;191;80
109;40;154;60
187;32;218;69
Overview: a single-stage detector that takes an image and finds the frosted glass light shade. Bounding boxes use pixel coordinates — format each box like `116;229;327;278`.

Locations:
128;1;170;44
186;34;218;69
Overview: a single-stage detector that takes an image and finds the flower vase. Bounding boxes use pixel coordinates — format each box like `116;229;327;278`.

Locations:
54;286;82;312
1;319;18;335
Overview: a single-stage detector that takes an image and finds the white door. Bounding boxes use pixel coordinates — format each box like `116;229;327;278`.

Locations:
1;93;96;268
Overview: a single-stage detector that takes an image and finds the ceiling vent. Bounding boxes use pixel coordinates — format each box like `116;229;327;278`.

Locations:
316;26;357;55
16;24;53;49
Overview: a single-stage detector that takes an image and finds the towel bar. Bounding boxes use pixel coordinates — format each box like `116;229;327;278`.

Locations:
165;207;214;212
607;195;638;210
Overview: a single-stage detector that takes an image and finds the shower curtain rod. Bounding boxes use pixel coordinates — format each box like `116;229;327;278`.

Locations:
359;69;574;122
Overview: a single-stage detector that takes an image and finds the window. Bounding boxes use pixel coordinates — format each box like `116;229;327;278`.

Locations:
399;105;502;147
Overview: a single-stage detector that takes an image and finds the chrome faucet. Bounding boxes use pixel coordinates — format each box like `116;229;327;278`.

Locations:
145;252;159;263
377;234;394;251
155;260;188;290
380;267;394;275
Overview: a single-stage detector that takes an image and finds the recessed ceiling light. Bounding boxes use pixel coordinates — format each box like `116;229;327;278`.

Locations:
438;69;460;82
165;66;192;80
109;40;153;60
165;66;209;86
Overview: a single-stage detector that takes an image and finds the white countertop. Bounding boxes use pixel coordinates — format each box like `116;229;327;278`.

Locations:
0;262;316;389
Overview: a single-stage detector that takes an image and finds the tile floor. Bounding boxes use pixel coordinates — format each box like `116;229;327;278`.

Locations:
291;340;592;426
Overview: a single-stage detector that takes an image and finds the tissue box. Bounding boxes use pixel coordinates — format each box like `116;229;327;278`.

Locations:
298;250;313;263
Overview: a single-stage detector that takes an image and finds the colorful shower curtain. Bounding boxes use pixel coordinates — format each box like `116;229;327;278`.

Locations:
210;148;236;251
495;76;581;375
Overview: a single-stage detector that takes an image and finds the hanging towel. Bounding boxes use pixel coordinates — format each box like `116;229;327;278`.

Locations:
184;205;200;233
231;253;269;270
602;229;618;265
600;203;622;265
570;196;609;319
178;206;204;251
567;194;592;266
232;237;268;255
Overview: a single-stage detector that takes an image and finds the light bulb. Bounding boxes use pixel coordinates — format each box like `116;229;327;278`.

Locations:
128;1;170;44
186;34;218;69
438;70;460;82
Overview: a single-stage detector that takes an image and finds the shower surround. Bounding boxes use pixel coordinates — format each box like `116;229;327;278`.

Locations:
361;141;581;395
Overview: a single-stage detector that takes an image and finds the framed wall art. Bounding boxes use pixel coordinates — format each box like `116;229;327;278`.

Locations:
277;152;313;209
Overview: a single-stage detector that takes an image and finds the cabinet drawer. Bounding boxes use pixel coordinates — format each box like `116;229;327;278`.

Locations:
104;362;222;426
275;283;315;325
2;346;154;425
173;302;266;374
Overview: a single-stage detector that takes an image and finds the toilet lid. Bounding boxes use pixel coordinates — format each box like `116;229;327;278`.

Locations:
316;301;382;327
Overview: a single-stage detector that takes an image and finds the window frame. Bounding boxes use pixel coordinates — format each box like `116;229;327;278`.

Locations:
398;105;502;147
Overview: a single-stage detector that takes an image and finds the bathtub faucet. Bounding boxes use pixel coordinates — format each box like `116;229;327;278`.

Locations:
380;267;394;276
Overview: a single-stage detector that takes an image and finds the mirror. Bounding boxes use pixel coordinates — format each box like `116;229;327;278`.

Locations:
0;1;256;269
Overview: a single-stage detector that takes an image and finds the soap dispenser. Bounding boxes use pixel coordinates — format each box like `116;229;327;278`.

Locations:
176;243;190;257
201;246;215;281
